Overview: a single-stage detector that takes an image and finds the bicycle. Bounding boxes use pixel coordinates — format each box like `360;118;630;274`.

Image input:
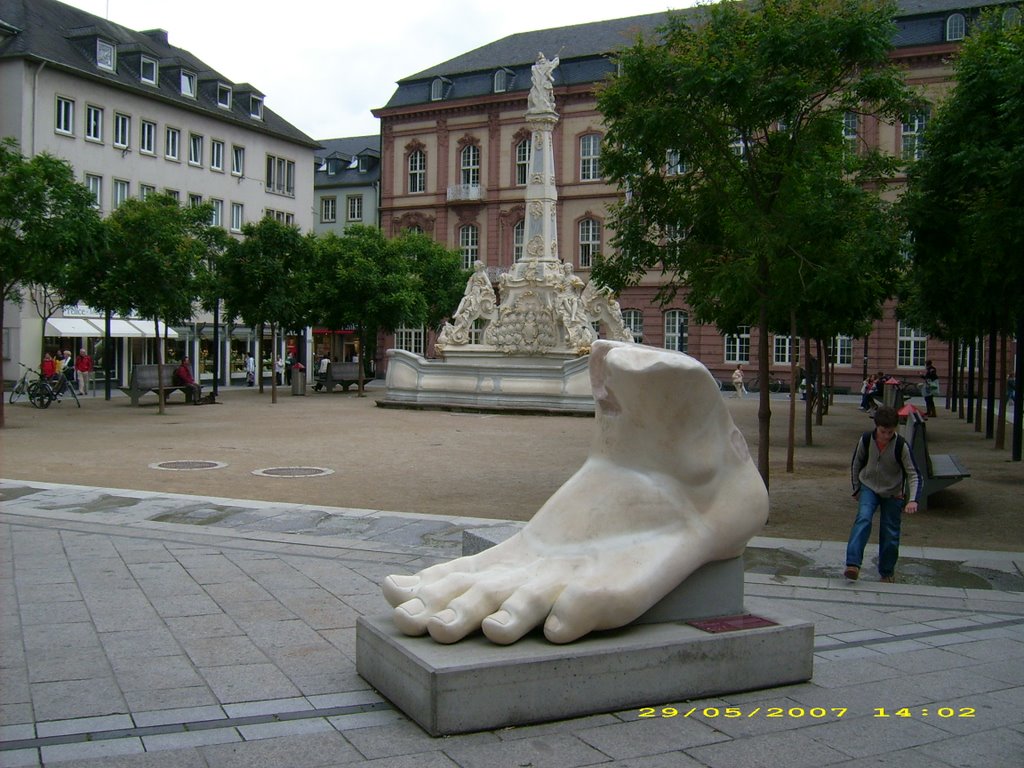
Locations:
24;369;80;409
745;375;787;394
8;363;33;404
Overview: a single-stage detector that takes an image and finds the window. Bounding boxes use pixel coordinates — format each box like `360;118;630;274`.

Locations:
516;139;531;186
180;70;197;98
210;198;223;227
210;140;224;171
725;327;751;364
513;220;525;261
96;39;115;71
395;326;425;355
358;155;369;173
250;96;263;120
85;105;103;142
347;195;363;222
165;189;179;202
230;202;244;233
494;70;507;93
430;78;445;101
140;184;156;200
231;145;245;176
140;120;156;154
664;310;688;352
140;56;158;85
897;322;927;368
459;225;479;270
622;309;644;341
408;149;425;193
265;208;294;226
113;113;130;149
901;108;929;161
580;134;602;181
55;96;74;135
85;174;102;208
189;193;203;208
946;12;966;41
217;83;232;109
113;179;129;209
831;335;853;367
843;112;859;157
578;218;600;268
189;134;203;166
265;154;296;196
774;336;800;366
666;149;686;176
165;127;180;161
320;197;336;223
460;145;480;187
1004;7;1021;27
729;132;747;158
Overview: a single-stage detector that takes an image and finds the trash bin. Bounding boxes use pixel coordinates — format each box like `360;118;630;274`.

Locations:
291;363;306;396
883;377;902;409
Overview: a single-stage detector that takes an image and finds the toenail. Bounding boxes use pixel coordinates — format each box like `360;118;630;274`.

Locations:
399;598;424;615
488;610;511;626
435;608;457;625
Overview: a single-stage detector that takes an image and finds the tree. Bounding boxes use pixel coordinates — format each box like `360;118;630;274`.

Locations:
0;138;103;426
311;226;427;395
218;217;314;403
102;194;223;414
390;231;467;332
594;0;912;487
903;10;1024;460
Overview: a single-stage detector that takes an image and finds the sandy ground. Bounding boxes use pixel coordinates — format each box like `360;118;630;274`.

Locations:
1;382;1021;551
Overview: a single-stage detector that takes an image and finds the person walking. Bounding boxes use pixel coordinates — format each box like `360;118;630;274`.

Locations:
922;360;939;418
844;405;921;583
731;364;746;399
75;348;94;396
245;352;256;387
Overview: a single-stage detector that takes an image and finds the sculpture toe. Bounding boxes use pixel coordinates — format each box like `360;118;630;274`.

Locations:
382;574;421;607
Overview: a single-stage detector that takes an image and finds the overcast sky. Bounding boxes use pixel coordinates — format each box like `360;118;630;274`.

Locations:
58;0;698;140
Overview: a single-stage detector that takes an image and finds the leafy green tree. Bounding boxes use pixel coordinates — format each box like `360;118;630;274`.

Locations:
0;138;103;426
902;10;1024;459
101;194;224;413
595;0;912;486
311;226;427;395
217;217;314;403
389;231;467;332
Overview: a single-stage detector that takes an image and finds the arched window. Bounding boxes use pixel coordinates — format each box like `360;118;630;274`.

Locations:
459;224;479;270
493;70;507;93
578;218;601;268
461;145;480;187
946;13;966;41
430;78;445;101
622;309;644;341
664;310;688;352
513;220;525;261
516;139;532;186
408;149;425;193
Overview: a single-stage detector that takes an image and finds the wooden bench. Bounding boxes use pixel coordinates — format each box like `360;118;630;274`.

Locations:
315;361;363;392
900;411;970;511
119;364;194;406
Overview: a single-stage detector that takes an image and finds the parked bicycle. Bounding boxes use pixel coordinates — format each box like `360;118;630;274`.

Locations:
8;363;33;404
745;375;787;393
12;364;80;409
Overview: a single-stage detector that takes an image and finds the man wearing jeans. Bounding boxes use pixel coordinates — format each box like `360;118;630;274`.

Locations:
845;405;921;583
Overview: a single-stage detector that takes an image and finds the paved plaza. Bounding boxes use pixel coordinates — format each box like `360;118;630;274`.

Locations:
1;387;1022;766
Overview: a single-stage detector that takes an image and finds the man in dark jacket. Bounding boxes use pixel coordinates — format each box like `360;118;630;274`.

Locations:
845;405;921;583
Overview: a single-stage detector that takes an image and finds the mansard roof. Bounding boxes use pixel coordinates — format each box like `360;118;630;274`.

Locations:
0;0;318;148
379;0;1016;112
314;134;381;189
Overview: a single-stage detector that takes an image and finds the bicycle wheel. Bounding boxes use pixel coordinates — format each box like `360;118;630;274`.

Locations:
9;379;26;404
27;381;53;409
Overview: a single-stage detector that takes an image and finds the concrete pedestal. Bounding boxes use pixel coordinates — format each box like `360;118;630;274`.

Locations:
357;611;813;736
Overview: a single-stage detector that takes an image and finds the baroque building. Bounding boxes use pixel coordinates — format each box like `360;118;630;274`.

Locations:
0;0;317;387
373;0;1020;391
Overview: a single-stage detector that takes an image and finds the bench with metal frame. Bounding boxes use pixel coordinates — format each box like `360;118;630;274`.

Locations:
900;411;970;511
119;364;194;406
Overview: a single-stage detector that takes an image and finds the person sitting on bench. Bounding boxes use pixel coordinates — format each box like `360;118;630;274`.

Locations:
173;357;202;404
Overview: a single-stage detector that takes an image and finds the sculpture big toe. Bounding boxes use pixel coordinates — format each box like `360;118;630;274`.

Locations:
383;340;768;644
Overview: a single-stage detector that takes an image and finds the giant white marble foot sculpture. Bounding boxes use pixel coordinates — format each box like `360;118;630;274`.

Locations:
383;340;768;644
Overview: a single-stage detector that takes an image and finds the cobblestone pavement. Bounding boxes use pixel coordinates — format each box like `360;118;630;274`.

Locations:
1;479;1022;767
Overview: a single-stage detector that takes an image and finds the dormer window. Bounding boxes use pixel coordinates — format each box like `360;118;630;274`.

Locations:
358;155;369;173
217;83;232;109
946;13;966;41
140;56;158;85
430;78;447;101
493;70;507;93
250;96;264;120
180;69;197;98
96;39;115;71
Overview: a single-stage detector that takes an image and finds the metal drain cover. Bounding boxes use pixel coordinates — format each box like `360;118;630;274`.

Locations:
150;460;227;471
251;466;335;478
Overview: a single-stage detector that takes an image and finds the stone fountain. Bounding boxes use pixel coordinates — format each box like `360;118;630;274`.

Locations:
379;52;633;414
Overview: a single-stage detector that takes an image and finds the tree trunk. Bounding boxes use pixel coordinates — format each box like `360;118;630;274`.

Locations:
986;326;996;439
786;311;797;473
974;337;983;432
815;337;825;425
257;323;265;393
756;300;771;491
155;318;166;415
356;325;366;397
1013;315;1023;462
804;336;813;446
270;323;278;404
995;333;1007;451
966;339;975;422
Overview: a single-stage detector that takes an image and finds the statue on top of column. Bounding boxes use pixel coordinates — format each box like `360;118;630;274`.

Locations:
528;52;559;114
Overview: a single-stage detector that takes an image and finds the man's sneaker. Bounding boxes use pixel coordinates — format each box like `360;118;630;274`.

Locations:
880;574;896;583
843;565;860;581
